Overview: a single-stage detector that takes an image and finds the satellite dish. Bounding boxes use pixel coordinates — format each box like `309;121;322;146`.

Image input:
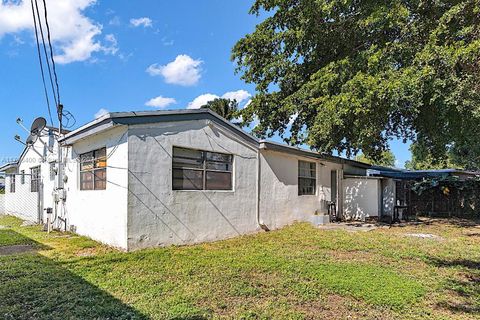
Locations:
26;134;38;146
30;117;47;136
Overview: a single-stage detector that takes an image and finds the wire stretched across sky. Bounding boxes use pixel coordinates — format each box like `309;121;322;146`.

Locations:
30;0;63;127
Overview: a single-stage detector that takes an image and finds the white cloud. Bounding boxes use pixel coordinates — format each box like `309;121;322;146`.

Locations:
394;160;403;168
221;90;251;104
187;93;219;109
102;34;118;55
0;0;118;64
288;112;299;126
130;17;152;28
94;108;109;119
187;90;253;110
145;96;177;108
108;16;121;26
147;54;202;86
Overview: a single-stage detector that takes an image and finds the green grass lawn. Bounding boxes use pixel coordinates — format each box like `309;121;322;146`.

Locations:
0;215;479;319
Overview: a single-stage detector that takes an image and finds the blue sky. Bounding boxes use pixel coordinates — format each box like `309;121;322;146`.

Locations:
0;0;410;167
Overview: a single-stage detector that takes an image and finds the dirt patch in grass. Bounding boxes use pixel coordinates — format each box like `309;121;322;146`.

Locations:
294;294;396;320
75;247;100;257
0;244;37;256
327;250;377;263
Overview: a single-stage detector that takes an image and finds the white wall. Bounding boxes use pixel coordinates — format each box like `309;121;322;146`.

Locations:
127;120;258;250
63;126;129;249
3;129;58;222
343;177;381;220
381;178;396;217
0;193;4;214
259;150;344;229
4;173;40;222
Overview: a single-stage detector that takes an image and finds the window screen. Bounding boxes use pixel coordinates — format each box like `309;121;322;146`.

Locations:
31;166;41;193
80;147;107;190
298;160;316;195
172;147;233;191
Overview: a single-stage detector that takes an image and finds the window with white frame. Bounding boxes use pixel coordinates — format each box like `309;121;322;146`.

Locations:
79;147;107;191
298;160;316;195
20;170;25;185
172;147;233;191
31;166;41;193
10;174;15;193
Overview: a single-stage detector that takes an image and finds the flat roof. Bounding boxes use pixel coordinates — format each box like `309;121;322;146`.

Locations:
59;108;373;169
368;167;479;179
60;109;259;146
0;162;18;172
259;140;371;169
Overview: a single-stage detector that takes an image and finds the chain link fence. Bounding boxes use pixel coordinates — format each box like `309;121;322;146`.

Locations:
0;184;5;214
1;173;42;223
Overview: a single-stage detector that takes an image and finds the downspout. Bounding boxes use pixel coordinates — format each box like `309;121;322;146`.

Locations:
256;149;269;231
204;121;268;231
338;163;344;220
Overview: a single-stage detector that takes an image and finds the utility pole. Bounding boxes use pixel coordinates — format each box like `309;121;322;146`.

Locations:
57;104;63;190
54;103;64;232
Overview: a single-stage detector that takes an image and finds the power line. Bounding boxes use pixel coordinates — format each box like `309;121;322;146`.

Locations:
33;0;58;108
30;0;54;127
41;0;61;108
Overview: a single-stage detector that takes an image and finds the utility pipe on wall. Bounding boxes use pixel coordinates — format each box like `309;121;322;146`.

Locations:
205;120;269;231
256;149;269;231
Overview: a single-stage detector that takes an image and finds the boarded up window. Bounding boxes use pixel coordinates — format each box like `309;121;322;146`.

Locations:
298;160;316;195
172;147;233;191
80;147;107;191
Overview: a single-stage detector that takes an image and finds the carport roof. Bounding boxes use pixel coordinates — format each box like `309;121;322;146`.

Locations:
367;167;479;179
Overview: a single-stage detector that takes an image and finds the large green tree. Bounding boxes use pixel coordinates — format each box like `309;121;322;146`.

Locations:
232;0;480;167
355;150;396;167
201;98;241;122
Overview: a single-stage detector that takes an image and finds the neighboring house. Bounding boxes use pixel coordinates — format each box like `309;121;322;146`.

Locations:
2;109;472;250
0;127;61;222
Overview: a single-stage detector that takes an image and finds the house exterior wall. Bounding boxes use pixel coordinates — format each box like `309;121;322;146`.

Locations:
0;114;381;250
4;170;40;222
259;150;341;229
3;129;59;222
381;178;396;217
343;177;381;220
63;126;129;249
0;192;4;214
126;120;258;250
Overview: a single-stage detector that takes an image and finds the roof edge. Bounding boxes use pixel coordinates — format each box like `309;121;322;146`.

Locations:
60;109;259;147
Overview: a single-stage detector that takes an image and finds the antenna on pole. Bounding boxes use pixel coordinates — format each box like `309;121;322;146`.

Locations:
16;118;31;134
14;135;26;145
14;134;45;160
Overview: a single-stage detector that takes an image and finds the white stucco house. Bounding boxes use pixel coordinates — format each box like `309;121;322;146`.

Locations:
1;109;392;250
